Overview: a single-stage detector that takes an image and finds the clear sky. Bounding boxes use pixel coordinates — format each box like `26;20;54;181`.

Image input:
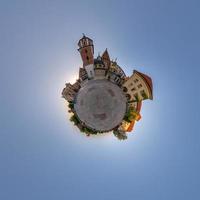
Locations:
0;0;200;199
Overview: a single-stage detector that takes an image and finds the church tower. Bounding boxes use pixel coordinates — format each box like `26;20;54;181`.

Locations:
78;34;94;67
102;48;111;69
78;35;95;79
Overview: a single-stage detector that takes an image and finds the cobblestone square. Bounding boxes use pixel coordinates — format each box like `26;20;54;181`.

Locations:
74;79;127;131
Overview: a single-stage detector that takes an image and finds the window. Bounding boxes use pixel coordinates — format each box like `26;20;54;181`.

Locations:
131;87;136;91
138;84;142;88
140;90;148;99
134;79;139;83
128;83;134;87
123;87;128;92
126;94;131;100
134;93;140;102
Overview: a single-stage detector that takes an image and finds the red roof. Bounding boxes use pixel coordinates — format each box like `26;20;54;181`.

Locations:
127;121;135;132
134;70;153;100
101;49;111;68
136;101;142;113
102;49;110;60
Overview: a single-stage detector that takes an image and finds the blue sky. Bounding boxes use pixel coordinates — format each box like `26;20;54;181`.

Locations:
0;0;200;199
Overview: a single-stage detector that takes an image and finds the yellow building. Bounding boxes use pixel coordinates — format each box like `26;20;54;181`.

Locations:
118;120;131;132
123;70;153;101
118;102;142;132
106;61;126;85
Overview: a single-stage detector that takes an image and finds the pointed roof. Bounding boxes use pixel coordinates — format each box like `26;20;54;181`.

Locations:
102;49;111;69
102;48;110;61
134;70;153;100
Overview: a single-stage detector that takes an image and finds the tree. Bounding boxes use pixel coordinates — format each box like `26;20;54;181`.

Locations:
70;115;79;125
68;102;74;109
124;106;140;122
113;130;127;140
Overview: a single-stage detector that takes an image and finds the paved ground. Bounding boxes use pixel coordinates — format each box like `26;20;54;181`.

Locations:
74;79;127;131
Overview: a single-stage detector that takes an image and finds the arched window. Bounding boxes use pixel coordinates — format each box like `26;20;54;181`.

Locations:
134;79;139;83
123;87;128;92
131;87;136;91
126;94;131;100
138;84;142;89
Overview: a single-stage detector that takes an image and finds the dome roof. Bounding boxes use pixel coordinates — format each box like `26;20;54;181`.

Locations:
94;56;104;65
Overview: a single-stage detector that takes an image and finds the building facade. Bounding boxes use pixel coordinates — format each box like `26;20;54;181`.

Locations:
79;67;88;81
118;120;131;132
72;80;81;92
94;55;107;78
62;83;77;102
106;61;126;85
62;81;81;102
118;101;142;132
123;70;153;102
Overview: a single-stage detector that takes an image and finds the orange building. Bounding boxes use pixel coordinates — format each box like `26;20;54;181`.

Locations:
126;101;142;132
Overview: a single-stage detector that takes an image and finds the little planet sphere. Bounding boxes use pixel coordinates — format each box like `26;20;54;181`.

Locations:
62;35;153;140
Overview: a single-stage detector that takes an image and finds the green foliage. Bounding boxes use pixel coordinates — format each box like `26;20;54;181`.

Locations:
134;94;140;102
68;103;74;109
141;91;148;100
85;127;98;135
123;107;139;122
113;130;127;140
69;115;108;136
70;115;79;125
70;116;93;134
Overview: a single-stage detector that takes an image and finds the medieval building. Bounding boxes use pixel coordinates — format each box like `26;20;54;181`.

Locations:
62;81;81;102
79;67;88;82
106;61;126;85
62;35;153;139
78;35;95;79
94;55;107;78
101;48;111;69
